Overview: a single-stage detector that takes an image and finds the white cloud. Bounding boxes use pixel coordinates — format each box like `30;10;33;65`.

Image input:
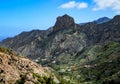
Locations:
77;2;88;9
59;1;88;9
93;0;120;13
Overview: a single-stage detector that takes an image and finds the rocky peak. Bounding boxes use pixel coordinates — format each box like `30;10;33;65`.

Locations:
110;15;120;24
113;15;120;19
93;17;111;24
53;14;75;32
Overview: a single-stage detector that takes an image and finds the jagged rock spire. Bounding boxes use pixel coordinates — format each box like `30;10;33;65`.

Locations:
53;14;75;32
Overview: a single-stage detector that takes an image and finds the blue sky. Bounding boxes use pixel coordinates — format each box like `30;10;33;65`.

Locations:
0;0;120;38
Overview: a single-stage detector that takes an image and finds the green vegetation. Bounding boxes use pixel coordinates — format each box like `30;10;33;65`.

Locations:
15;73;57;84
0;47;13;55
15;74;26;84
33;73;56;84
78;42;120;83
49;42;120;84
2;37;120;83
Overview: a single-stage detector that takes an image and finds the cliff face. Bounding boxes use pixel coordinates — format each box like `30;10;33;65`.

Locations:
79;15;120;44
53;14;75;32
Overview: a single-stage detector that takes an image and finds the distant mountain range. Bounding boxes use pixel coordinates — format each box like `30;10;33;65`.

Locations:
93;17;111;24
79;17;111;25
0;14;120;83
0;36;6;41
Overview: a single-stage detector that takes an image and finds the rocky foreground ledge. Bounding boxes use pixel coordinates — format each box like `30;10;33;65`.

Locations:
0;47;59;84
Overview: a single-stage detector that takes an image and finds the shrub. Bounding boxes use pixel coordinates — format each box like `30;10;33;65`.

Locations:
33;73;56;84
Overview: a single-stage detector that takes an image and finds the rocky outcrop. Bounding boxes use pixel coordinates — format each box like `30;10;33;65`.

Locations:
0;47;58;84
53;14;75;32
109;15;120;25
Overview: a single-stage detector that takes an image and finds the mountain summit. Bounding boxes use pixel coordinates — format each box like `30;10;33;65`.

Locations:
80;17;111;25
93;17;110;24
53;14;75;32
110;15;120;24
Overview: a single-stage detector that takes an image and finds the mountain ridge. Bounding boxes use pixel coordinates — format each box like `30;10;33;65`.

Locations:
0;14;120;59
0;14;120;83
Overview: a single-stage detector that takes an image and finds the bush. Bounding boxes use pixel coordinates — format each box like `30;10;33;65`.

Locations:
33;73;56;84
15;74;26;84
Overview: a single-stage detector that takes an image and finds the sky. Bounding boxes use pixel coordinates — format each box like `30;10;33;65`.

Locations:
0;0;120;38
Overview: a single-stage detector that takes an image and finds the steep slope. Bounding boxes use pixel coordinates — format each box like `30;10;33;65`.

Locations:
0;47;59;84
0;30;49;59
49;42;120;84
78;42;120;84
53;14;76;32
0;15;120;63
0;15;120;84
0;14;82;60
79;15;120;44
0;14;120;84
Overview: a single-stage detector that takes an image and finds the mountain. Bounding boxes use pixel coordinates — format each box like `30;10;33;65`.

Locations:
53;14;76;32
0;47;60;84
0;14;81;60
73;42;120;84
79;17;111;25
0;14;120;83
93;17;111;24
0;36;6;42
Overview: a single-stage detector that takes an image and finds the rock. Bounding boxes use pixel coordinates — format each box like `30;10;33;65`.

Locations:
0;48;58;84
53;14;75;32
110;15;120;25
24;81;34;84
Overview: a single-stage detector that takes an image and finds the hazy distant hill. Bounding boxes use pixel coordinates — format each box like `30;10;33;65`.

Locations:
79;17;111;25
0;14;120;83
93;17;111;24
0;36;6;41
